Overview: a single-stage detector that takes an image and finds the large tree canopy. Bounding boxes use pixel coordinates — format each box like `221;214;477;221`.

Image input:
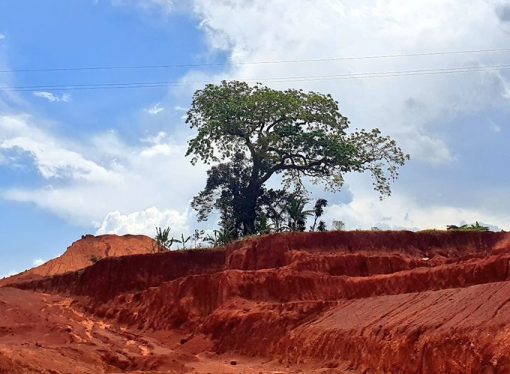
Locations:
186;80;409;235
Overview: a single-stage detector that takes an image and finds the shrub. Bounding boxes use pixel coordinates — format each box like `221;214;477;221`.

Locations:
332;220;345;231
446;221;490;232
153;226;175;252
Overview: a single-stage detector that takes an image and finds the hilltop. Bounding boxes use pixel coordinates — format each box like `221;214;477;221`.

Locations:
0;234;155;287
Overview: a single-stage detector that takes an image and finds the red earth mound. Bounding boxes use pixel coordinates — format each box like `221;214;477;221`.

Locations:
3;231;510;373
0;234;155;287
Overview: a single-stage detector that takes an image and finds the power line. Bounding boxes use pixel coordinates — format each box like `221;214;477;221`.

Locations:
1;47;510;73
1;63;509;92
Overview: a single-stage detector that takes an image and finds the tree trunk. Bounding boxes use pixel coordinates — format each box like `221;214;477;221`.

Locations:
241;186;262;236
243;215;256;235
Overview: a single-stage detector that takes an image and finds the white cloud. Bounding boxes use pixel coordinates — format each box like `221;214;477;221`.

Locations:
32;258;45;267
141;131;168;144
0;34;5;41
0;115;206;226
95;206;189;236
168;0;510;229
3;1;510;236
186;0;510;165
145;102;165;115
33;91;71;103
139;131;175;157
325;192;510;231
0;115;113;181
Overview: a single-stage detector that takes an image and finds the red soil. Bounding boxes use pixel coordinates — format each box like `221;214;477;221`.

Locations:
2;231;510;373
0;234;155;286
0;287;297;374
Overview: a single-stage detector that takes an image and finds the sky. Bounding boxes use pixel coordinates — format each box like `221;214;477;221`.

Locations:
1;0;510;277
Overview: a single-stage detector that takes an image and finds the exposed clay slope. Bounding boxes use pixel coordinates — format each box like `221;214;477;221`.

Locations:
5;231;510;373
17;231;508;301
203;281;510;373
226;230;507;270
0;287;306;374
0;234;155;286
92;251;509;328
14;249;226;301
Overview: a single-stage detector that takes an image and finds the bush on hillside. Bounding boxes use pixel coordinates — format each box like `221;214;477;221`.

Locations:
446;221;490;232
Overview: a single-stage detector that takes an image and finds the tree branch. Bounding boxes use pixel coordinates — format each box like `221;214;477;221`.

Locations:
266;116;287;132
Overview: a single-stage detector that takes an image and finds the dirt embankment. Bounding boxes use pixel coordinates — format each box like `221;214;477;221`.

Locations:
0;234;155;287
14;249;226;301
0;287;298;374
4;231;510;373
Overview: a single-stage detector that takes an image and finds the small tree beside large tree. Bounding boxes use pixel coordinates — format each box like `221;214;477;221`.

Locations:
186;81;409;237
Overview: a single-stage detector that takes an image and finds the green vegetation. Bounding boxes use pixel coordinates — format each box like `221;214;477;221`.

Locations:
176;234;191;250
310;198;328;232
332;220;345;231
191;229;205;248
186;80;408;239
204;228;235;247
286;196;313;232
317;221;327;232
153;226;180;252
446;222;490;232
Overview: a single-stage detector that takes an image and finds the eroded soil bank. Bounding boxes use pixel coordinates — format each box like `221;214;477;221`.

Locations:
2;231;510;373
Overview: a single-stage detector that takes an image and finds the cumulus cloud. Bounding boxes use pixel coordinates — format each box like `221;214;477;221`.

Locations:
95;206;189;236
145;102;165;115
3;1;510;234
172;0;510;229
33;91;71;103
0;115;113;181
188;0;510;164
0;115;206;226
325;192;509;231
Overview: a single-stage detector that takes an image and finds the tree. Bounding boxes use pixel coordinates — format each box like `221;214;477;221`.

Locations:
191;229;205;248
317;221;327;232
332;220;345;231
257;189;299;233
310;198;328;231
191;151;252;239
153;226;178;252
286;196;313;232
204;227;235;247
187;81;409;235
177;234;191;250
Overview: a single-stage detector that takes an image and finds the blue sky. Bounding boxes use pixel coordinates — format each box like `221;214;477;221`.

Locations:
1;0;510;277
